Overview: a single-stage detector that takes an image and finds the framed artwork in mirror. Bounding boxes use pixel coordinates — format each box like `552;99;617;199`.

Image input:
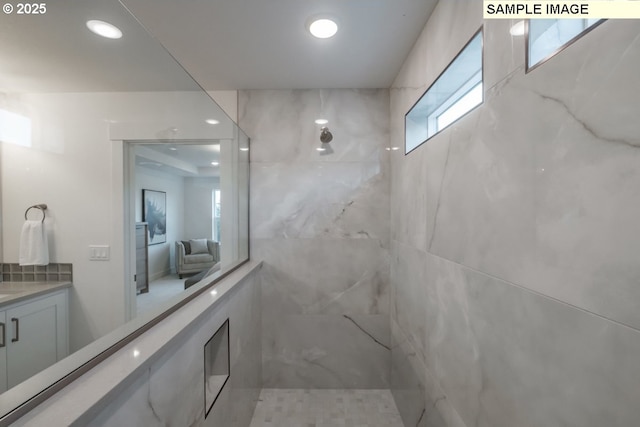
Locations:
142;189;167;245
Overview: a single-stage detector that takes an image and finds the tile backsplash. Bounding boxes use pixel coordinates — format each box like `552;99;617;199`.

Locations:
1;263;73;282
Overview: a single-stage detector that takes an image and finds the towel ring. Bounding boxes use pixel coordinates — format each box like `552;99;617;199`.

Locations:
24;204;47;223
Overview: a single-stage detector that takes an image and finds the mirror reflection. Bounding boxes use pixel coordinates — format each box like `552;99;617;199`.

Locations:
134;142;223;315
0;0;249;413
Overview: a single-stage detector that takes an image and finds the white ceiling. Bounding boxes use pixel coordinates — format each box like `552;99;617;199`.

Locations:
0;0;438;92
121;0;439;90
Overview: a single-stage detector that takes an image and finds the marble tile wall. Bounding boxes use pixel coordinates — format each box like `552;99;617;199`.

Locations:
80;268;262;427
390;2;640;426
239;89;391;388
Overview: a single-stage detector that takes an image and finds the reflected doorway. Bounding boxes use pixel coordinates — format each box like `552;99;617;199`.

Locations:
124;141;222;318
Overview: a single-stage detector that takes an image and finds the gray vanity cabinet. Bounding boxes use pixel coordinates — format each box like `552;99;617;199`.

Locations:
0;289;68;393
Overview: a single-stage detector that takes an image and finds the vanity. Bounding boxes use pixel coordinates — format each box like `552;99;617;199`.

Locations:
0;282;70;393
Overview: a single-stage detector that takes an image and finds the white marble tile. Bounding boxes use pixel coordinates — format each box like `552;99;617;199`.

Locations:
395;19;640;330
391;320;432;427
148;309;230;425
483;19;524;91
391;319;467;427
524;20;639;116
243;88;392;392
261;314;389;389
226;273;262;426
390;240;428;361
392;1;482;106
421;254;640;427
255;237;390;389
391;5;640;427
251;161;389;241
239;89;389;164
253;238;389;316
425;81;538;287
84;373;158;427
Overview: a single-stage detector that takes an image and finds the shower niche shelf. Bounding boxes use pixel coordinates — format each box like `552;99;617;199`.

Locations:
204;319;230;418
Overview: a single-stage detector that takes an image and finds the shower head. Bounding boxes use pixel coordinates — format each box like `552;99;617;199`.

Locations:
320;126;333;143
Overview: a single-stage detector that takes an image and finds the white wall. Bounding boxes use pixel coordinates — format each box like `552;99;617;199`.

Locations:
135;166;185;280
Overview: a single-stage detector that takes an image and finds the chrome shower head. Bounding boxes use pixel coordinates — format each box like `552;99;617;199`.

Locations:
320;126;333;143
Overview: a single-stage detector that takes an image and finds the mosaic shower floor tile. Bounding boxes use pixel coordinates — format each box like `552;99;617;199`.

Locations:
250;389;404;427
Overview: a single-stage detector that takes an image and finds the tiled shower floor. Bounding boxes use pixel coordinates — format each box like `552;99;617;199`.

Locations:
249;389;404;427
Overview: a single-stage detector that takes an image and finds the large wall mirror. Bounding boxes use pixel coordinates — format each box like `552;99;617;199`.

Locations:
0;0;249;418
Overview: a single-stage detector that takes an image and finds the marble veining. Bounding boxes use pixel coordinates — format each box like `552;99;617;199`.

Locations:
427;136;453;252
241;89;391;390
390;4;640;427
537;92;640;148
343;314;391;351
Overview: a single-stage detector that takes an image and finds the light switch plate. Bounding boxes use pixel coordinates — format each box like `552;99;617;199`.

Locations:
89;245;110;261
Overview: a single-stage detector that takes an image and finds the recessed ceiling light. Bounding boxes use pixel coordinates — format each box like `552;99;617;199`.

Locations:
206;119;220;125
510;20;525;36
240;147;249;152
308;18;338;39
86;20;123;39
315;119;329;125
211;161;219;166
316;147;326;152
391;147;400;151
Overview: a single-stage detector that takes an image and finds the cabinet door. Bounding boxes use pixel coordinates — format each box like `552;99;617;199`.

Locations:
6;292;68;389
0;310;7;393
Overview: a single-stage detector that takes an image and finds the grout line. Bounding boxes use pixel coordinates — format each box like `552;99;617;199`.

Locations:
392;239;640;335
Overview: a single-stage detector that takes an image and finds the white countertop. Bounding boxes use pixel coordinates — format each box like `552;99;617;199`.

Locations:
0;281;72;307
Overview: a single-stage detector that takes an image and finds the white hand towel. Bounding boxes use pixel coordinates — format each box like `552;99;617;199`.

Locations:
19;220;49;266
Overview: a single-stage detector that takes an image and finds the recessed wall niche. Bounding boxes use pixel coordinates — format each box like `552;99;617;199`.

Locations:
204;319;230;418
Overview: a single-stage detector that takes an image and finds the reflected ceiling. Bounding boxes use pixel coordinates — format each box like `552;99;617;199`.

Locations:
0;0;201;92
136;143;221;177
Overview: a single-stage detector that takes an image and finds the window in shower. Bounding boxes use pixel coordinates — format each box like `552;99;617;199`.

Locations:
405;28;483;154
212;189;221;241
527;19;604;71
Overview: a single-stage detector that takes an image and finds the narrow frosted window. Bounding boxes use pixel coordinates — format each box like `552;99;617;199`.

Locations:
528;19;603;71
405;29;483;154
0;109;32;147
